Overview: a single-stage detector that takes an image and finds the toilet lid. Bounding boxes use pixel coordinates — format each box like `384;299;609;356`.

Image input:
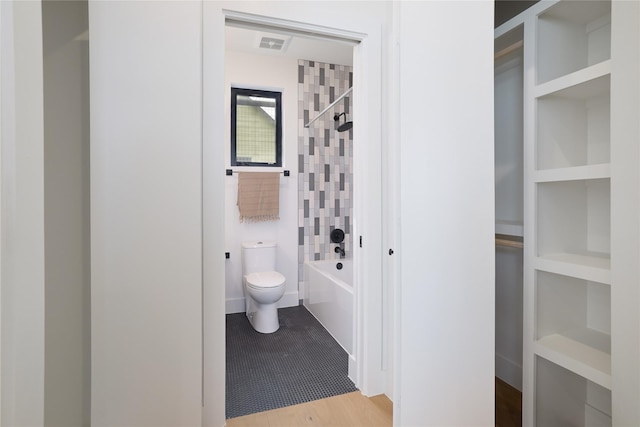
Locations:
246;271;285;288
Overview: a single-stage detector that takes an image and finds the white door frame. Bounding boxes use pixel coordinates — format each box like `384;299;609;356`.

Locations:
0;2;3;423
202;5;386;425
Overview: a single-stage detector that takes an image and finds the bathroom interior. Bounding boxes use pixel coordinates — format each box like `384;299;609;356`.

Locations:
223;22;358;418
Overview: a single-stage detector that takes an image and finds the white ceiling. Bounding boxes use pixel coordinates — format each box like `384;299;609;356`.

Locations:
225;25;354;67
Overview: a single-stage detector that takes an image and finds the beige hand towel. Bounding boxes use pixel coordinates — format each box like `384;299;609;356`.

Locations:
237;172;280;222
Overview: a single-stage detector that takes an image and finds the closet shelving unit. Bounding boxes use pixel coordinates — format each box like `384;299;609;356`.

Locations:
496;0;640;425
531;2;612;424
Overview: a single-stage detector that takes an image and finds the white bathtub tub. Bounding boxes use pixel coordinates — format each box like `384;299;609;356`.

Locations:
304;259;353;355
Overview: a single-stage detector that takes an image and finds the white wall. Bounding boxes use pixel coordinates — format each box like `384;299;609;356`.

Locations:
224;51;299;313
42;1;90;425
396;1;495;425
89;2;203;426
1;1;46;425
0;3;3;422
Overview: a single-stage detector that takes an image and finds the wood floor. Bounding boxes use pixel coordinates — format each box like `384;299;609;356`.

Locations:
226;391;392;427
495;378;522;427
226;378;522;427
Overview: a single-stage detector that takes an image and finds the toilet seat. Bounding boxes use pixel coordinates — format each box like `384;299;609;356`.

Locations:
245;271;285;288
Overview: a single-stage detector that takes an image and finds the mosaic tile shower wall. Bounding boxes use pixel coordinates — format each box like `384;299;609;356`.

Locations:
298;60;353;283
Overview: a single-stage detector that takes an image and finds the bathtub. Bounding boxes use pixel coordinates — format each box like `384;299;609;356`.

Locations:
304;259;353;355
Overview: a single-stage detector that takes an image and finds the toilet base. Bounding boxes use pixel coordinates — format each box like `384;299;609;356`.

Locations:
247;302;280;334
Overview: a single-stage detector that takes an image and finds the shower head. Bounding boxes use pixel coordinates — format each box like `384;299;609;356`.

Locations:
333;112;353;133
337;121;353;132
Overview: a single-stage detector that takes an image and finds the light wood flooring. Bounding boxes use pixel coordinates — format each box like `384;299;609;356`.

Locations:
226;378;522;427
226;391;392;427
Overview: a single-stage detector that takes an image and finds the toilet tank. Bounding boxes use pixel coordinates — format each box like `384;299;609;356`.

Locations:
242;240;277;275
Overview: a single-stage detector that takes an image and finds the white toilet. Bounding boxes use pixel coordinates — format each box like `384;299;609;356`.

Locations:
242;240;286;333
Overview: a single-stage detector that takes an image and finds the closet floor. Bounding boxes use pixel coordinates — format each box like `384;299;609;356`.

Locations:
496;377;522;427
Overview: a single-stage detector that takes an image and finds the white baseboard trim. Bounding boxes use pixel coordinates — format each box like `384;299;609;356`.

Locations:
348;354;356;384
225;291;299;315
496;352;522;391
225;297;245;314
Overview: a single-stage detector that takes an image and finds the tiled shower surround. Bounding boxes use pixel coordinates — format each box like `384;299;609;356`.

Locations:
298;59;353;283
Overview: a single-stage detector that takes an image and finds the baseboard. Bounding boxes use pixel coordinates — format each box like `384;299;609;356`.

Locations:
496;353;522;391
348;354;356;384
225;291;299;314
226;297;245;314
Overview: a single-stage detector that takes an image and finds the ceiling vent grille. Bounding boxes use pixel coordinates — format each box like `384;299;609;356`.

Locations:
259;37;286;51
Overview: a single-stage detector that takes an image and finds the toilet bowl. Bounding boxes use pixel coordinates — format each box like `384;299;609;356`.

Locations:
244;272;286;333
242;241;286;333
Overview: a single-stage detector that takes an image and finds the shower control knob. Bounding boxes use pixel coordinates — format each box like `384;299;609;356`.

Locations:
388;248;394;255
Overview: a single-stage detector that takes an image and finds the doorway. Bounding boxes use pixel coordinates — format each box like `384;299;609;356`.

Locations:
202;6;388;424
222;19;358;418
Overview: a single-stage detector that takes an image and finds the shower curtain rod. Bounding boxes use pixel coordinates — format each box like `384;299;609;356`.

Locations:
304;87;353;128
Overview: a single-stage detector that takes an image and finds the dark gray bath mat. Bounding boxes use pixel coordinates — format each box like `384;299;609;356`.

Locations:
225;305;357;419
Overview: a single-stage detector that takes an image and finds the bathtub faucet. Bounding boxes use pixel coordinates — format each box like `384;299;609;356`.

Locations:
334;245;345;258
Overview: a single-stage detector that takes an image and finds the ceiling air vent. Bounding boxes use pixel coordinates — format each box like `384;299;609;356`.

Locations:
259;36;286;51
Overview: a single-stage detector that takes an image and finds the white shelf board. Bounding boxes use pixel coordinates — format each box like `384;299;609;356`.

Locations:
585;404;612;426
540;0;609;24
534;61;611;99
534;333;611;390
534;253;611;284
496;220;524;237
534;164;610;183
564;327;610;354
